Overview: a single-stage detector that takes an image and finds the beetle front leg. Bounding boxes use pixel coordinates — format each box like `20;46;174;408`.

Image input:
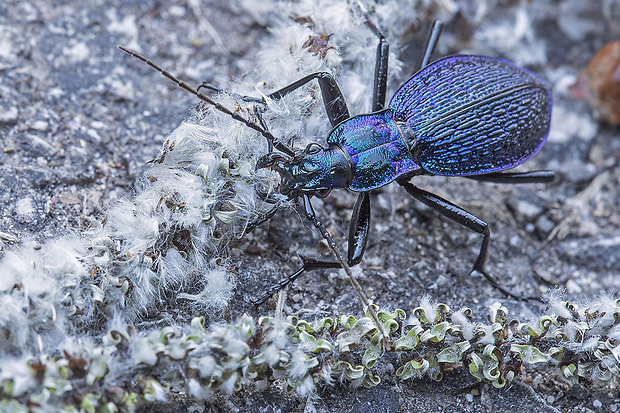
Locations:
199;69;352;128
242;202;281;236
197;71;350;127
266;72;350;127
251;195;346;304
251;255;342;305
252;194;371;303
400;181;540;301
190;80;295;156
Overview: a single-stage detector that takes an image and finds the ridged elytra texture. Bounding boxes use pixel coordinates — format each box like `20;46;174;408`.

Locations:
390;55;552;176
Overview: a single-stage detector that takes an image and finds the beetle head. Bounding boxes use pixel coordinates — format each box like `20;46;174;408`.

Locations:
257;143;332;198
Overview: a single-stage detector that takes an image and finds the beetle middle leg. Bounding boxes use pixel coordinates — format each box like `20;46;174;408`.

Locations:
399;180;539;301
419;20;443;70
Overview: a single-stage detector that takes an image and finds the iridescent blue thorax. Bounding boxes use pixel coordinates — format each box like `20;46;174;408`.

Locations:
327;109;420;191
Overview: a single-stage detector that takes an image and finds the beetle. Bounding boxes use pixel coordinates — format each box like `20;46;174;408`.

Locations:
119;19;553;304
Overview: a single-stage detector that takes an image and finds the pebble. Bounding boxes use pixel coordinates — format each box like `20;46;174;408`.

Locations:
16;197;35;218
569;383;589;400
535;215;555;236
31;120;49;132
36;157;48;167
64;41;89;63
593;399;602;408
514;200;543;220
168;5;186;17
509;235;521;247
0;105;18;124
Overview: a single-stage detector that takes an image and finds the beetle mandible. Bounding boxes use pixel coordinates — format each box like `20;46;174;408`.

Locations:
119;19;553;303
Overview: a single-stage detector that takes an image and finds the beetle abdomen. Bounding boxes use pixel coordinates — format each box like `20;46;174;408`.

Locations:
390;55;552;176
327;110;420;191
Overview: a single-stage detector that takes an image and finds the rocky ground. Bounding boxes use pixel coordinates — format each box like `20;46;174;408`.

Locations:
1;0;620;411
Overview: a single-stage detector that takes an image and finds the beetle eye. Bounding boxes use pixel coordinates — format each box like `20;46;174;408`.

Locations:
305;143;322;155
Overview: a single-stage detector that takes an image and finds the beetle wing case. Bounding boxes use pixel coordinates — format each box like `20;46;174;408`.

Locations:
391;55;552;176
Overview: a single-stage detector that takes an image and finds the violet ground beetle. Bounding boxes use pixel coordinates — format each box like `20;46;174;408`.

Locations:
119;17;553;314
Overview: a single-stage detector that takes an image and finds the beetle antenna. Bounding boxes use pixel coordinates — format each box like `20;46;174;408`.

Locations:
303;195;390;350
117;46;295;157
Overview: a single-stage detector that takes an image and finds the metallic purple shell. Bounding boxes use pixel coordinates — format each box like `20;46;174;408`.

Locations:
390;55;552;176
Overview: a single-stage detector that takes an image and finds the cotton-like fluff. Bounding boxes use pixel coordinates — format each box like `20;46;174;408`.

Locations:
451;309;477;341
417;295;439;323
0;237;87;355
177;268;235;311
80;106;279;321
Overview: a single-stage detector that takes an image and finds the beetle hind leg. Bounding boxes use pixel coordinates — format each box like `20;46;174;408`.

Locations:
400;181;541;302
465;170;555;184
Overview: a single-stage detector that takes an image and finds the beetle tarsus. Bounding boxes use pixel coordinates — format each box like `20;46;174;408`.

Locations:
250;255;342;305
472;269;543;303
